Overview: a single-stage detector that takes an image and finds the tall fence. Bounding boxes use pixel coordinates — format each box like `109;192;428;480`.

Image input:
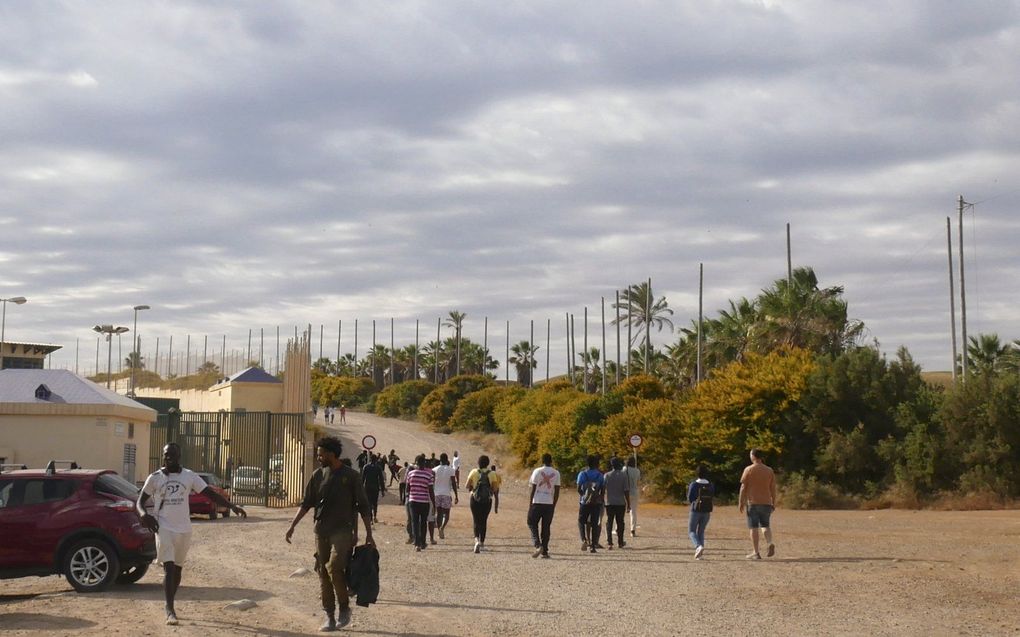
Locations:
149;410;307;508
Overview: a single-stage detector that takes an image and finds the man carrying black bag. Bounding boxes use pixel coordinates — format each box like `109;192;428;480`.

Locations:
286;436;374;632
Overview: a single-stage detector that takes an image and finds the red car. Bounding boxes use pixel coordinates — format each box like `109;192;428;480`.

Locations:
189;472;232;520
0;462;155;592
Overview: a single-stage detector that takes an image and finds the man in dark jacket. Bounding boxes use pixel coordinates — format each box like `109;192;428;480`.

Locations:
286;436;374;632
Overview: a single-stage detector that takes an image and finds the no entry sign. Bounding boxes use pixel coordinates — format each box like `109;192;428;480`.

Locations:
628;433;643;448
361;434;377;450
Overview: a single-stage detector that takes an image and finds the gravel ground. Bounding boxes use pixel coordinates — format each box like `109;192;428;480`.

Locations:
2;410;1019;636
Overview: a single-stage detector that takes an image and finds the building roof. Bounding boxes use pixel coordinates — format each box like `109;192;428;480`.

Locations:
0;369;156;420
225;367;282;384
1;341;63;355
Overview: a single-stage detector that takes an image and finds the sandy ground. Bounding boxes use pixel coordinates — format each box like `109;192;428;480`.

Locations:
3;410;1020;636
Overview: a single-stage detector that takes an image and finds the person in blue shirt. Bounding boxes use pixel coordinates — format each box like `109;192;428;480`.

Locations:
687;465;714;560
576;455;605;554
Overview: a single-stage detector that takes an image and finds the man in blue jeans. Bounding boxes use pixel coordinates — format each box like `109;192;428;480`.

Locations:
576;455;604;554
687;465;714;560
738;448;777;559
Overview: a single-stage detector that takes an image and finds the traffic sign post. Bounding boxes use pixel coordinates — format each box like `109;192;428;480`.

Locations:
628;433;642;468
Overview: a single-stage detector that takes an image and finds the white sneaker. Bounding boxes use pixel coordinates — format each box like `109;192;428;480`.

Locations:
746;552;761;560
532;547;542;558
694;545;704;559
473;540;481;554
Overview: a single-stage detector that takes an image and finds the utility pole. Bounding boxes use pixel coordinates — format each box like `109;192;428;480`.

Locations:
644;278;651;374
601;297;607;394
946;217;958;381
615;290;621;385
958;195;970;379
786;222;792;286
697;263;704;384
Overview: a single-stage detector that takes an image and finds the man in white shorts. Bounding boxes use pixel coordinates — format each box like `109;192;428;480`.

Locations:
138;442;246;626
432;453;458;539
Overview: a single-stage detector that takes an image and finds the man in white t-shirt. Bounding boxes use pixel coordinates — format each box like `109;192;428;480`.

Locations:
138;442;246;626
626;456;641;536
432;453;458;540
452;450;462;489
527;453;561;559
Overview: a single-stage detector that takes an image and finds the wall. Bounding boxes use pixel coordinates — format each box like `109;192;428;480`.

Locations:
133;387;227;412
0;414;151;480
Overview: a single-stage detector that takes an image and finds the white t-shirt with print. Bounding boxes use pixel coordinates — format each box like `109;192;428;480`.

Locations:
432;464;457;496
141;468;208;534
529;466;561;505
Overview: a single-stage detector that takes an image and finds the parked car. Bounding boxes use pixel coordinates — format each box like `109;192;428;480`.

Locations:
189;472;231;520
231;466;264;496
0;461;155;592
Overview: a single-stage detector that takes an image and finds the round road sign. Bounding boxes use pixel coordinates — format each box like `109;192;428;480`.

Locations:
361;434;377;450
628;433;643;448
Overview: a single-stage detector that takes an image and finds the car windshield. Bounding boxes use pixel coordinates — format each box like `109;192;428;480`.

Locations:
95;473;140;499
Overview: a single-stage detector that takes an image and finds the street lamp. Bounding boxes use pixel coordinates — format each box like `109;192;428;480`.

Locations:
1;296;28;369
93;324;129;389
129;305;150;397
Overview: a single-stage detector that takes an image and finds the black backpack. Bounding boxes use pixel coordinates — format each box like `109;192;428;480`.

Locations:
693;483;713;513
472;469;492;503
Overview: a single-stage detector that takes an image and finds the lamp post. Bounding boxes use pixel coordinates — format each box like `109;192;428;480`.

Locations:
1;297;28;368
93;324;129;389
130;305;150;397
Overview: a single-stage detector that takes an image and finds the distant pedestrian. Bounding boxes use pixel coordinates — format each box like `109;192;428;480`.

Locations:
738;449;777;559
330;409;335;425
603;457;631;549
465;455;501;553
398;462;409;505
576;455;605;554
432;453;458;540
406;455;436;551
452;450;462;488
527;453;560;558
361;455;386;523
387;449;400;485
356;449;368;471
687;465;714;560
625;456;641;536
339;404;347;424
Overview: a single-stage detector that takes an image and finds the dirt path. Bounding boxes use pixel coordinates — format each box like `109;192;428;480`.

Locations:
3;411;1020;636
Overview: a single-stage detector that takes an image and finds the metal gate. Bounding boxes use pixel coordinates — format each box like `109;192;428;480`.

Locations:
149;410;306;507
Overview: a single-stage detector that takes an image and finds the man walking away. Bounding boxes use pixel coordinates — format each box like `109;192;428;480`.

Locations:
339;404;347;424
138;443;247;626
603;457;630;549
286;436;374;632
527;453;560;558
361;455;386;524
465;454;501;553
687;465;714;560
738;448;777;559
452;450;462;489
576;455;605;554
432;453;458;540
398;461;409;504
625;456;641;536
387;449;400;486
406;455;436;551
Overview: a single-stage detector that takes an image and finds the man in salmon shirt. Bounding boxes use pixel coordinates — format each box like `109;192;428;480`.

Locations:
738;448;777;559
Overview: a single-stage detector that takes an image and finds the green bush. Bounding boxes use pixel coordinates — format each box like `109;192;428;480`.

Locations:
374;380;436;418
417;374;493;432
779;472;855;509
449;386;518;433
312;375;375;408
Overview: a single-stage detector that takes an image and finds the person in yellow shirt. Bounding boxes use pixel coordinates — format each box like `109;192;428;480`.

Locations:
464;455;501;553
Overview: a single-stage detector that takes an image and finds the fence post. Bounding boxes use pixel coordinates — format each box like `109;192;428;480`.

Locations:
264;411;273;507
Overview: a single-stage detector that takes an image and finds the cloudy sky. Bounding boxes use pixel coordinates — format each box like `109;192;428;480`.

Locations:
2;1;1018;378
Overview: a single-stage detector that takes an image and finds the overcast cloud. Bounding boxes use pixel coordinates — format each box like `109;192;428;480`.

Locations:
1;1;1018;378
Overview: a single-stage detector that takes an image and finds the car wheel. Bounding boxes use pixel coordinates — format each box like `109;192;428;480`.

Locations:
209;509;218;520
116;562;150;584
63;539;120;592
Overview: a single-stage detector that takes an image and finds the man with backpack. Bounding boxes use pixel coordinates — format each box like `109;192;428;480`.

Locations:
465;454;501;553
687;465;714;560
576;455;605;554
603;457;631;549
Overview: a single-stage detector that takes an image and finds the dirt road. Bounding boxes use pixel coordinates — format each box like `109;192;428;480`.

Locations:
3;410;1019;636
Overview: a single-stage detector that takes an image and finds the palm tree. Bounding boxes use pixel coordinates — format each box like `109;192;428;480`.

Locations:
508;340;539;387
444;311;466;375
420;340;447;383
336;353;358;377
612;281;674;350
460;340;499;377
578;347;603;393
124;351;145;370
755;267;864;355
967;333;1010;377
